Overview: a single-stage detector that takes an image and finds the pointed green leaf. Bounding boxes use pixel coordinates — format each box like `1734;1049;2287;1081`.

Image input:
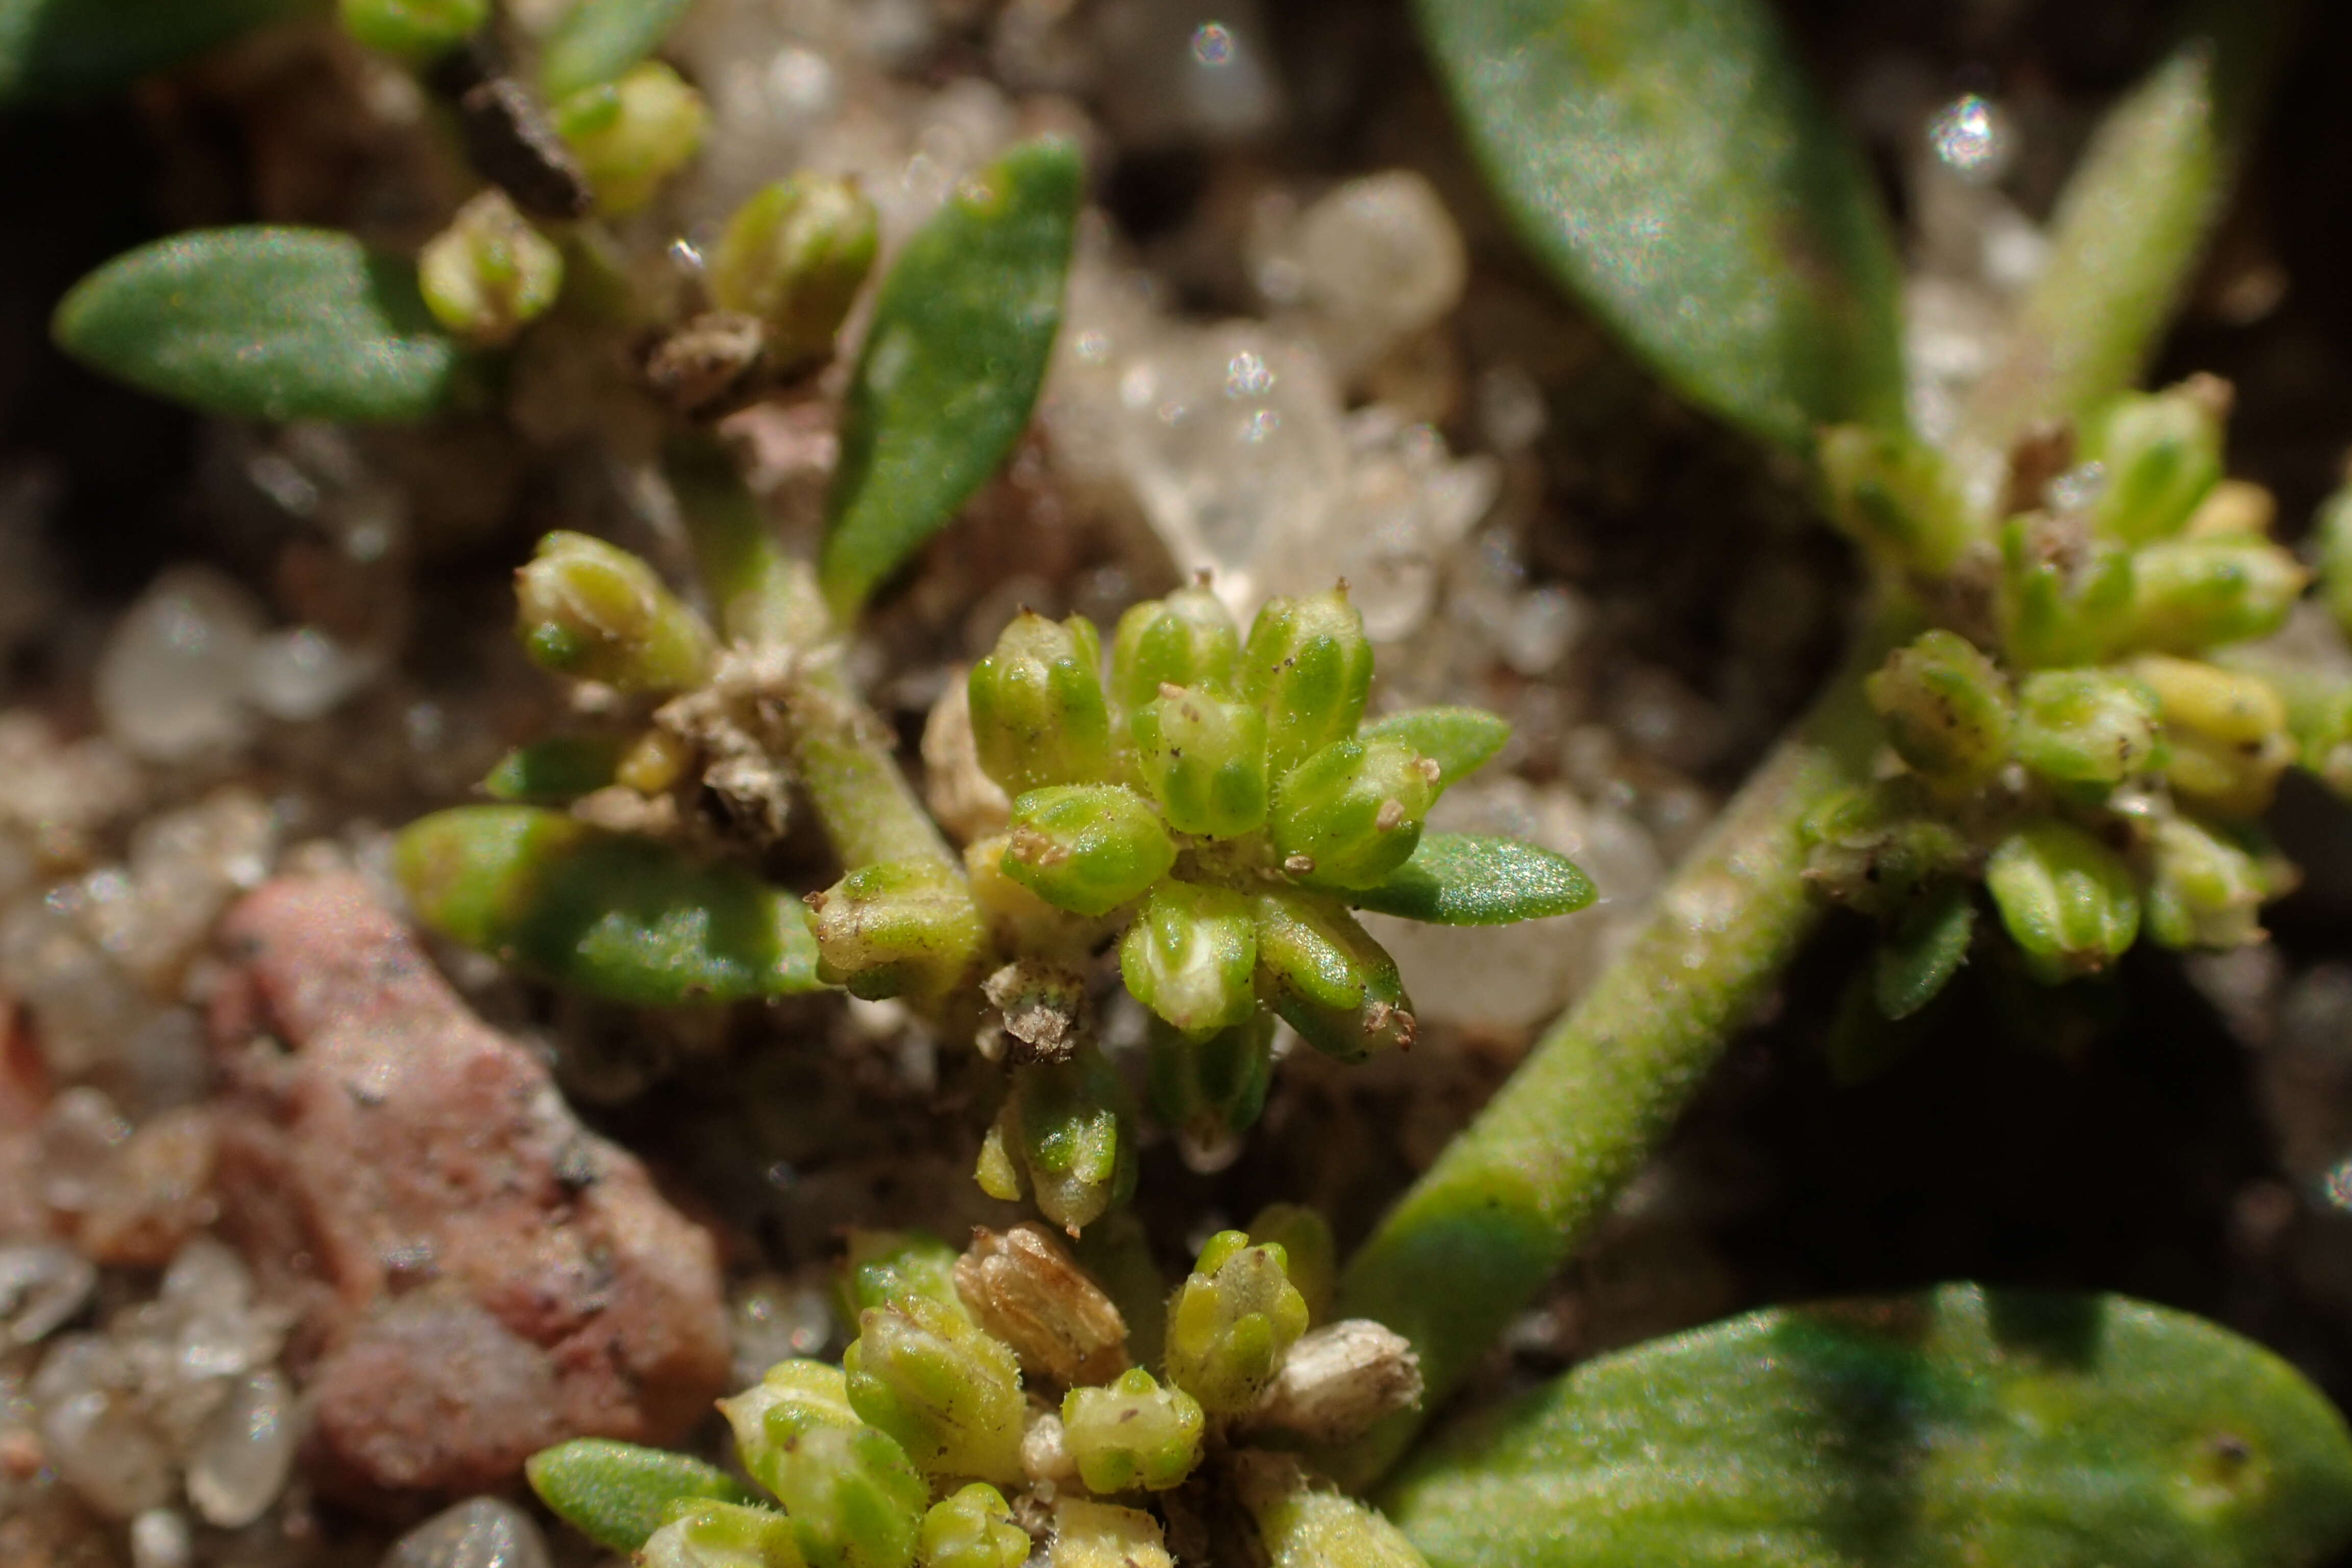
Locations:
1388;1284;2352;1568
482;735;629;804
1360;707;1511;793
0;0;306;104
395;804;827;1004
1873;884;1974;1021
538;0;692;100
1412;0;1903;449
527;1438;762;1553
53;227;475;423
1346;832;1595;926
820;139;1082;618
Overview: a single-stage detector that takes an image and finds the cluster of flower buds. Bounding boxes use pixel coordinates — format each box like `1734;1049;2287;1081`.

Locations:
545;1211;1422;1568
1808;378;2335;1005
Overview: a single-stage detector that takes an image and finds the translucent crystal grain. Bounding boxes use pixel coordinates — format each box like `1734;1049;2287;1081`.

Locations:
187;1367;297;1527
1289;172;1467;375
41;1387;173;1517
384;1497;553;1568
93;567;266;764
0;1242;97;1344
131;1507;193;1568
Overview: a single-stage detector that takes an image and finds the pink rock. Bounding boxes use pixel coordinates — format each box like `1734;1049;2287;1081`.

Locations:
208;873;730;1502
0;1001;50;1241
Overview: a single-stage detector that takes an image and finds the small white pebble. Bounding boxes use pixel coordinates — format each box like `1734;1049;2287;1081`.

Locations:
130;1507;192;1568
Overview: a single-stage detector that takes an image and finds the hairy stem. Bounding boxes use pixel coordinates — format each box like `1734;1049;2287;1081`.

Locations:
1321;639;1885;1490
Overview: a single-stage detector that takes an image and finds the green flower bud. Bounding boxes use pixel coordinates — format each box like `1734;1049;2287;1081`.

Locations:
337;0;484;56
1984;821;2140;984
1818;424;1972;574
1119;881;1257;1039
969;612;1114;796
720;1361;925;1568
1048;1500;1170;1568
1146;1013;1273;1171
2124;536;2308;654
1231;1453;1425;1568
516;530;716;693
1241;588;1375;777
2145;815;2280;950
1270;737;1440;889
1163;1231;1310;1416
554;62;709;215
2320;485;2352;641
1799;786;1972;915
2083;382;2226;544
710;175;880;371
2012;669;2164;794
986;1045;1139;1236
1244;1204;1336;1325
419;189;564;348
1002;785;1175;918
1252;891;1414;1061
1060;1368;1205;1493
1132;685;1268;838
845;1294;1026;1484
918;1485;1028;1568
808;858;987;1003
1110;585;1241;714
837;1230;961;1324
1863;630;2013;792
2000;513;2136;669
2213;642;2352;801
2130;654;2295;816
642;1500;806;1568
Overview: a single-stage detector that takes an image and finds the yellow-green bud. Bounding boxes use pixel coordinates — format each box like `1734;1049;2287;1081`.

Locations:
1133;685;1268;838
516;531;715;692
2012;669;2163;794
1984;820;2140;984
987;1046;1139;1236
710;175;880;371
1241;587;1375;777
1244;1204;1336;1325
419;189;564;347
2145;815;2278;950
837;1230;961;1324
1164;1231;1310;1416
844;1294;1026;1484
1864;630;2014;791
1111;585;1242;714
2000;513;2136;669
642;1500;806;1568
719;1362;926;1568
1799;786;1972;914
2213;642;2352;801
969;612;1113;796
1231;1453;1425;1568
553;62;709;215
337;0;484;56
1060;1368;1205;1493
1252;890;1414;1061
1270;737;1439;889
2130;654;2295;816
2321;485;2352;641
1048;1501;1170;1568
808;858;987;1002
1119;881;1257;1040
2084;383;2226;544
1146;1013;1273;1171
2124;536;2308;654
1818;424;1972;574
918;1485;1028;1568
1002;785;1175;918
952;1224;1130;1389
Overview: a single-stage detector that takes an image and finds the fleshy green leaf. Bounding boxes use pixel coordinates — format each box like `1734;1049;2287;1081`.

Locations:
1412;0;1903;449
1388;1284;2352;1568
1346;832;1595;926
538;0;692;100
820;139;1082;618
526;1439;762;1553
482;735;628;803
1873;884;1974;1021
1360;707;1510;793
53;227;474;423
0;0;306;105
395;804;827;1004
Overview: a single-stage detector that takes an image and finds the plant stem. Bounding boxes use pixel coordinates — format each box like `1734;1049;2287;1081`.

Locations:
669;437;955;872
1320;636;1886;1491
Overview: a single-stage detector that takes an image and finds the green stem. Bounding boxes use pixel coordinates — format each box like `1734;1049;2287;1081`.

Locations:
668;437;954;872
1320;636;1886;1490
